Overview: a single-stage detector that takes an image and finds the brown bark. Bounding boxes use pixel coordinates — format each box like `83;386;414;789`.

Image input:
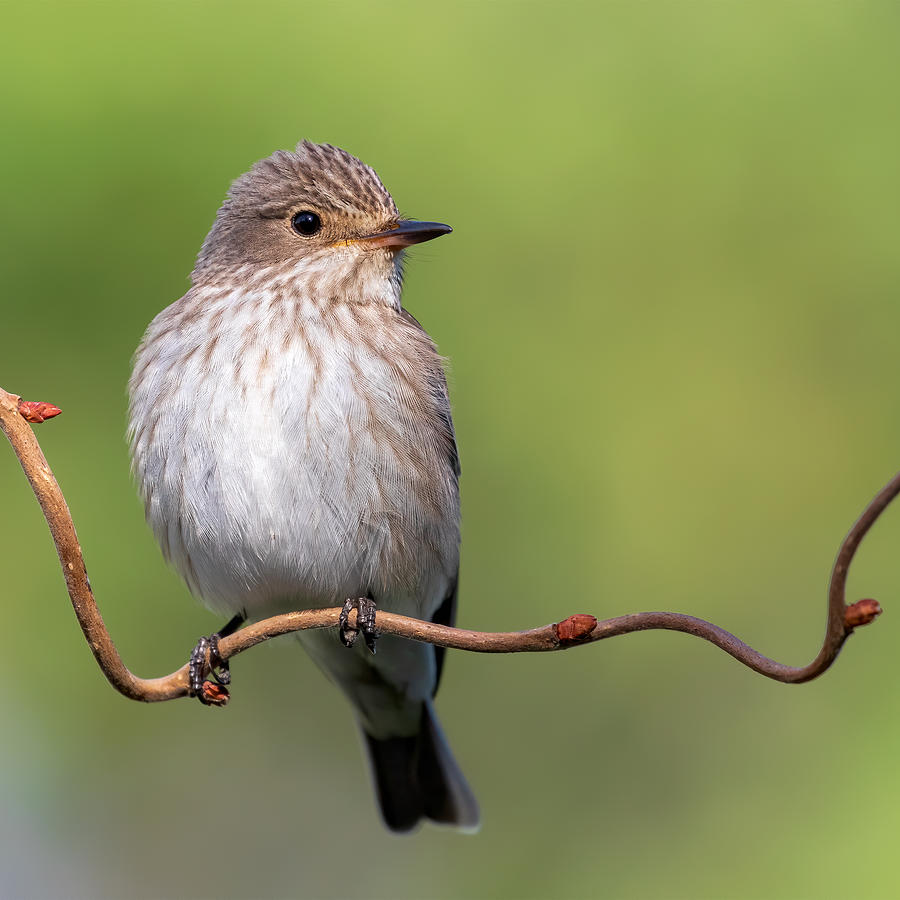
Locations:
0;386;885;705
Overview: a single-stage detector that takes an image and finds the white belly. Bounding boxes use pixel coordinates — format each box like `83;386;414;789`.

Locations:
129;290;460;622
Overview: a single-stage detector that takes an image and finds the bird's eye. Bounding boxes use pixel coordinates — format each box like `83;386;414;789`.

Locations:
291;210;322;236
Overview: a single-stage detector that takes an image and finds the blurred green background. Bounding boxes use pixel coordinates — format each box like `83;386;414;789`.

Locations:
2;2;900;898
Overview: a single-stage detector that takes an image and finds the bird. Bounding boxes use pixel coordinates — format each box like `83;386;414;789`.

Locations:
127;140;478;832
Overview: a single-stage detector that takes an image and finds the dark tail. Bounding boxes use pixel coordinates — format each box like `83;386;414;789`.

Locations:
362;701;479;833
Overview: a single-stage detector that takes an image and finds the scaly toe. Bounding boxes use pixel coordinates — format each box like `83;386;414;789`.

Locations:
357;597;379;655
339;597;379;652
339;597;360;648
188;633;232;705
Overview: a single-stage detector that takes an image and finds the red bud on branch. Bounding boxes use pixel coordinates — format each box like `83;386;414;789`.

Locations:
556;614;598;645
18;400;62;424
844;598;882;629
199;681;230;706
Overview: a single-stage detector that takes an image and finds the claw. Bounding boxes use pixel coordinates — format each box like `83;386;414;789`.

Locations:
339;599;357;648
339;597;379;654
187;614;244;706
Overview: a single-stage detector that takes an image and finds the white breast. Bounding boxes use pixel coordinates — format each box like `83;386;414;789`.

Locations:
129;274;459;621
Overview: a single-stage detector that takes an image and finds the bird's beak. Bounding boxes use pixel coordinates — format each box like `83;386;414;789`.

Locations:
358;220;452;249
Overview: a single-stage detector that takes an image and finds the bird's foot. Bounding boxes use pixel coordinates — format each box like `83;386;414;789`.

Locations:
339;597;379;654
189;633;231;705
188;614;244;706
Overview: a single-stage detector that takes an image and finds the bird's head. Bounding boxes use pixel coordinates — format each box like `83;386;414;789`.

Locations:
191;141;451;300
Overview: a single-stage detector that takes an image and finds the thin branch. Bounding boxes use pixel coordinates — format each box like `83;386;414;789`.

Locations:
0;385;885;705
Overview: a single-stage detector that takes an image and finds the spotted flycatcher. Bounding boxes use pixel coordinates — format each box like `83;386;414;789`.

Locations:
128;141;478;832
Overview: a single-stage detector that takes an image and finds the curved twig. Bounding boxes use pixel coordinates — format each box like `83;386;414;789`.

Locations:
0;385;885;705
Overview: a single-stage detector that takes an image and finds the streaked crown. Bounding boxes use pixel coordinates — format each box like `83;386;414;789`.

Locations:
192;141;400;281
228;141;398;221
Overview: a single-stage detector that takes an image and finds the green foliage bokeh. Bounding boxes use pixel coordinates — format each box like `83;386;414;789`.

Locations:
2;3;900;898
